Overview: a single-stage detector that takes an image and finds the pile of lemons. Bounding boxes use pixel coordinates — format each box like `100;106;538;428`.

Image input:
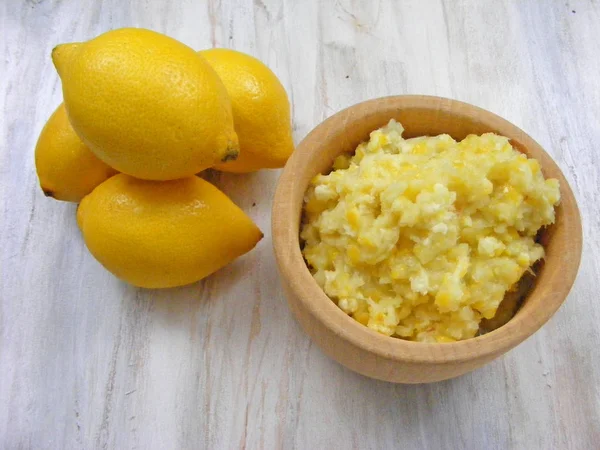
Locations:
35;28;294;288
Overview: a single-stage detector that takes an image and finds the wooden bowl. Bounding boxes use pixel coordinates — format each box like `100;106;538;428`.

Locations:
272;96;582;383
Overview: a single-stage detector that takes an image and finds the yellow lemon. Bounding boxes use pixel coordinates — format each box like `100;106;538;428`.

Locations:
53;28;239;181
35;103;117;202
200;48;294;173
77;174;263;288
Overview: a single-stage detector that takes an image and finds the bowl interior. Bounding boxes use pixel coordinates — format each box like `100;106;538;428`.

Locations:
274;95;582;362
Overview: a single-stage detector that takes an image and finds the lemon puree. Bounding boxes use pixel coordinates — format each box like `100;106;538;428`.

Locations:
301;120;560;342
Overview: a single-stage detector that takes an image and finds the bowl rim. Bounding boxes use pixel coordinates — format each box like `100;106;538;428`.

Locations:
272;95;582;364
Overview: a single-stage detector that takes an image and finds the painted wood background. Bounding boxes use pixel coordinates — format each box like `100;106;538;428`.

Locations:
2;0;599;448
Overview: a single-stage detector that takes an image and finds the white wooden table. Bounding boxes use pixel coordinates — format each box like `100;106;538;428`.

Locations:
2;1;599;449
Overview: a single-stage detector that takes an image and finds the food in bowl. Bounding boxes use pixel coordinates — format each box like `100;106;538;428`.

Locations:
300;120;560;343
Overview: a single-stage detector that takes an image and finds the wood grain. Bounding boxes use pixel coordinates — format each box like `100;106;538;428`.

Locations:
1;0;599;448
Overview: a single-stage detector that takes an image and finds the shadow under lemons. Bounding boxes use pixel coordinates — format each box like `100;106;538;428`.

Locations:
197;168;282;213
129;253;259;318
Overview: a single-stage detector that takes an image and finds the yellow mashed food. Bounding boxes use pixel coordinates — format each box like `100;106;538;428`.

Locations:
300;120;560;343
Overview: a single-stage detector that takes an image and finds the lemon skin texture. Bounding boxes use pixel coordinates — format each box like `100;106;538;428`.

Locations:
35;103;117;202
77;174;263;288
53;28;239;181
200;48;294;173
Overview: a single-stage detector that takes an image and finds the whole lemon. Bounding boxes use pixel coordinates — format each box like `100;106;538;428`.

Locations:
77;174;263;288
200;48;294;173
52;28;239;181
35;103;117;202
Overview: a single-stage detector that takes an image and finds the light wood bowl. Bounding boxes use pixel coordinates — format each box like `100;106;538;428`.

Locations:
272;96;582;383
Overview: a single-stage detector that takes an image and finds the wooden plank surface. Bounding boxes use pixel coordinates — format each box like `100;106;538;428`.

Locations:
1;0;599;448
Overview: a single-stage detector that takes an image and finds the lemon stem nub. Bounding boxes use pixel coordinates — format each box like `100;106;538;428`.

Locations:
221;148;239;162
52;43;81;76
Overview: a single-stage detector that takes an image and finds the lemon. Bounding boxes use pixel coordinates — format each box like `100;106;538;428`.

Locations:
35;103;117;202
200;48;294;173
52;28;239;181
77;174;263;288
